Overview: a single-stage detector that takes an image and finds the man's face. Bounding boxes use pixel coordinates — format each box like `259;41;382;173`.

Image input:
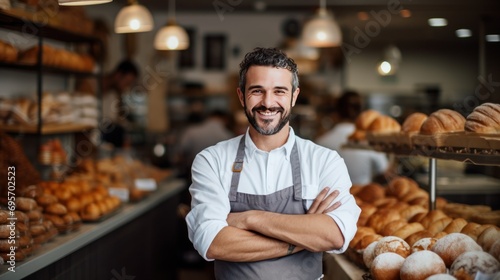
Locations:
237;65;299;135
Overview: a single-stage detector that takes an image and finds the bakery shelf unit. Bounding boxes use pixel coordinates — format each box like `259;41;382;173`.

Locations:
348;132;500;210
0;9;103;169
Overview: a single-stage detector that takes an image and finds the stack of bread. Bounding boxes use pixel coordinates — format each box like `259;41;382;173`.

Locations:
18;44;95;72
349;176;500;280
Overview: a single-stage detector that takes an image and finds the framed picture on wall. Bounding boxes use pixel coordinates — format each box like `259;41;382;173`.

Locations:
203;34;226;70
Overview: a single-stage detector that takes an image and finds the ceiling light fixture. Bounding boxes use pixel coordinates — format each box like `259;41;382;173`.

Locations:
59;0;111;5
456;29;472;38
376;45;402;76
301;0;342;48
428;18;447;27
486;34;500;42
114;0;154;33
154;0;189;50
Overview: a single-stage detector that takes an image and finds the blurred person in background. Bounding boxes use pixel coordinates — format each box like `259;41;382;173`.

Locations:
316;90;390;185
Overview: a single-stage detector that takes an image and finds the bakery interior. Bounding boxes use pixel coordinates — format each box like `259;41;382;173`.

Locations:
0;0;500;279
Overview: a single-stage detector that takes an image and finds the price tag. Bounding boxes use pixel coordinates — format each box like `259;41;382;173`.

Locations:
108;188;130;202
135;178;157;191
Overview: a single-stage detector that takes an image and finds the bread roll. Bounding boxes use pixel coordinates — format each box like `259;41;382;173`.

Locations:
402;112;428;134
45;203;68;215
381;219;408;236
470;210;500;226
0;210;9;224
367;209;402;234
489;239;500;262
428;217;454;235
350;226;377;249
374;236;411;259
433;231;448;239
425;274;457;280
400;250;447;280
355;234;383;251
409;212;428;224
387;176;420;199
443;203;491;221
368;115;401;133
477;227;500;252
412;237;438;253
431;233;483;267
356;183;386;203
393;223;425;240
16;197;37;212
420;109;465;135
400;205;428;221
363;241;379;269
420;210;448;229
373;197;398;209
358;204;378;227
464;103;500;134
356;109;381;130
443;218;468;234
450;251;500;280
405;230;434;247
370;252;405;280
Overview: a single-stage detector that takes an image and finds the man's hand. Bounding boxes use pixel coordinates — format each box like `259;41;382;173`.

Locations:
308;187;341;214
227;211;249;230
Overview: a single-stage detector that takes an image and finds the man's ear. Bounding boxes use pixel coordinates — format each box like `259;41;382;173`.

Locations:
291;88;300;107
237;87;245;107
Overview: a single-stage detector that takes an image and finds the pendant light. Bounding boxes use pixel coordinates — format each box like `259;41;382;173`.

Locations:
154;0;189;50
301;0;342;48
59;0;111;6
114;0;154;34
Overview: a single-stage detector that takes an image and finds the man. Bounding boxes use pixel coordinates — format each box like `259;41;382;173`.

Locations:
316;91;390;185
78;60;139;148
186;48;360;279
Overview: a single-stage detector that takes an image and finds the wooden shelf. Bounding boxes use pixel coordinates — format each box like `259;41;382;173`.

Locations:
0;123;95;134
0;62;98;77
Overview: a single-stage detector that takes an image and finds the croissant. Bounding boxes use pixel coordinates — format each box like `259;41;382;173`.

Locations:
465;103;500;134
420;109;465;135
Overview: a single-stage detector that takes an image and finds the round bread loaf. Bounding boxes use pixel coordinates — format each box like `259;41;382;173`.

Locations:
374;236;411;259
363;241;379;269
420;109;465;135
400;250;447;280
387;176;420;199
381;219;408;237
477;227;500;252
489;239;500;262
412;237;438;253
464;103;500;134
450;251;500;280
356;109;381;130
425;274;457;280
432;233;483;267
405;230;434;247
402;112;428;134
370;252;405;280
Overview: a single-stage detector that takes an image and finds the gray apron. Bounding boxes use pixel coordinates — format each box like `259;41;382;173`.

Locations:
214;136;322;280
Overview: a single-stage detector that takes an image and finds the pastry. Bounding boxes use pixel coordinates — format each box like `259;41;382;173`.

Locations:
464;103;500;134
355;109;381;130
401;112;428;134
367;115;401;133
420;109;465;135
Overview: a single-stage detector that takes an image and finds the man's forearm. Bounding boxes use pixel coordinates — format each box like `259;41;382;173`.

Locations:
244;211;344;252
207;225;301;262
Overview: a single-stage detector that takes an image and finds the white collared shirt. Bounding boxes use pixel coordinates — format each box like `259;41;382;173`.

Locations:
186;128;361;261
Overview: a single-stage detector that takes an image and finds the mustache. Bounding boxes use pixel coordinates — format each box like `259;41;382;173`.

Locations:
252;106;284;113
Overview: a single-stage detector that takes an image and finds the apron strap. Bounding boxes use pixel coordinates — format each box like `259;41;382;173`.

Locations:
290;142;302;201
229;136;246;201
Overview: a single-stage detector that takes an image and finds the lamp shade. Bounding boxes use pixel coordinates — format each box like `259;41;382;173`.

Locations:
302;9;342;48
154;24;189;50
59;0;112;6
114;4;154;33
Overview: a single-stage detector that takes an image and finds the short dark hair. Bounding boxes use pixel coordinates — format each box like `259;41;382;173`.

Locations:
114;60;139;77
238;47;299;94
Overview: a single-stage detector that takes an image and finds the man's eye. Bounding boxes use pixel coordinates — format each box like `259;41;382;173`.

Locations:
252;89;263;94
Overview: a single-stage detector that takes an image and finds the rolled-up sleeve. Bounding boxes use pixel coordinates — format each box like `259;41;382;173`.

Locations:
185;150;230;261
326;194;360;253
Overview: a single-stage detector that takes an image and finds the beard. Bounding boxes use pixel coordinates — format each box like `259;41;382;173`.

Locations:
244;103;291;135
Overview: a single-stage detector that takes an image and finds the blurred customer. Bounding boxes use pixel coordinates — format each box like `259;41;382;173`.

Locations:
316;90;390;185
77;59;139;148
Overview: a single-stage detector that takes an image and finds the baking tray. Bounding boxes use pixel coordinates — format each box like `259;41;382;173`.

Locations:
366;132;415;155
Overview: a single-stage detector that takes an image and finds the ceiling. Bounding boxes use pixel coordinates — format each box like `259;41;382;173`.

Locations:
124;0;500;45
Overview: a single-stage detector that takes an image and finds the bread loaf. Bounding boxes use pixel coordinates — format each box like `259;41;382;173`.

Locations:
381;219;408;236
400;205;428;221
443;218;468;234
411;237;438;253
420;210;448;229
477;227;500;252
400;250;447;280
405;230;434;247
367;209;402;234
363;241;379;269
428;217;454;235
431;233;483;267
370;252;405;280
464;103;500;134
374;236;411;259
450;251;500;280
387;176;420;199
393;222;425;240
356;109;381;130
402;112;428;134
420;109;465;135
368;115;401;133
356;183;386;203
